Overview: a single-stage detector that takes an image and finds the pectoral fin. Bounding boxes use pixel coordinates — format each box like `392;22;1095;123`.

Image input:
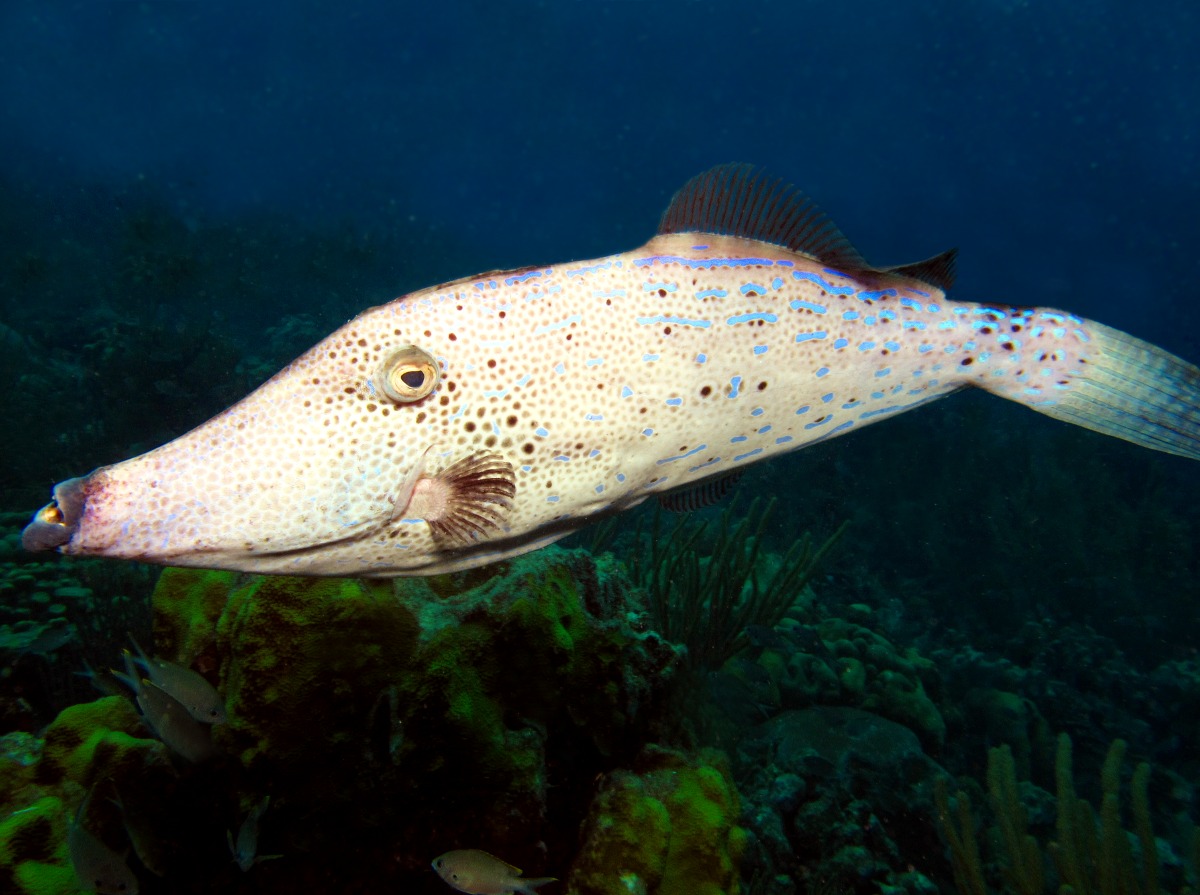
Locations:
401;451;517;545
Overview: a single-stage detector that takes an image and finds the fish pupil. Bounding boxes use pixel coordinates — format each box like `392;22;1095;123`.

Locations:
401;370;425;388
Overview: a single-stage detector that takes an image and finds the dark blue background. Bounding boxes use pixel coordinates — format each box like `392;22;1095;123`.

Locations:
3;0;1198;353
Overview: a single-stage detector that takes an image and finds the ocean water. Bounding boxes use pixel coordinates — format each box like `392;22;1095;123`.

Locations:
1;2;1198;894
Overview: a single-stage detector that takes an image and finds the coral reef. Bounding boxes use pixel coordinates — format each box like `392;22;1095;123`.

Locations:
569;745;746;895
0;545;681;892
626;498;846;671
0;512;156;732
704;603;946;755
736;706;944;895
935;733;1200;895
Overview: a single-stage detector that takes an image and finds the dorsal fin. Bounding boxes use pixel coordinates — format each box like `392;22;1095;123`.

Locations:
658;471;743;513
882;247;958;293
658;164;870;273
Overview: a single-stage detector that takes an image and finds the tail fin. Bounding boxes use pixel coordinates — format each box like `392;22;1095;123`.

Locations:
981;318;1200;461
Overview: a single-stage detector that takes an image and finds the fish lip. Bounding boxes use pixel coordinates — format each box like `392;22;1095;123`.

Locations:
21;476;86;552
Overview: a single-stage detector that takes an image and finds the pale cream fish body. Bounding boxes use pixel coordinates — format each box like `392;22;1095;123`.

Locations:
22;166;1200;576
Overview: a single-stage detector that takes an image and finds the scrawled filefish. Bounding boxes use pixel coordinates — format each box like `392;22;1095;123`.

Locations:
21;165;1200;576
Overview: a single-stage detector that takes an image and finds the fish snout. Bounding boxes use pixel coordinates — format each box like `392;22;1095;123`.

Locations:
21;476;87;552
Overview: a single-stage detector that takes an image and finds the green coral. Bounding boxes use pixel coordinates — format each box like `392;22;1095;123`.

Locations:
214;572;419;779
569;746;746;895
0;546;680;892
133;546;673;885
151;567;241;674
0;697;169;895
36;696;160;787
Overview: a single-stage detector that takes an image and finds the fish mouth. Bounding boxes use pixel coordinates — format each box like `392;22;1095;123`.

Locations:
21;477;86;552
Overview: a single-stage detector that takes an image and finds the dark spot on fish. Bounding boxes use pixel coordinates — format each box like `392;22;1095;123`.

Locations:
506;415;518;426
447;381;457;392
757;381;768;391
499;311;507;318
1011;323;1023;332
486;435;497;447
439;396;450;406
658;288;667;297
639;406;648;414
663;326;672;335
566;334;573;341
700;385;712;397
416;412;426;423
980;326;993;335
449;333;458;342
546;480;553;488
1001;342;1014;351
357;338;367;347
881;349;889;355
367;403;377;412
424;330;432;337
523;443;535;454
465;422;476;433
344;387;356;394
961;357;974;366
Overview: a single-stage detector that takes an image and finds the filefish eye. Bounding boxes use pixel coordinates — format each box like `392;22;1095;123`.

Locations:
378;345;440;404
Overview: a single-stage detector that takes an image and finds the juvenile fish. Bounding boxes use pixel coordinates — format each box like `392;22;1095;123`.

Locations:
68;789;139;895
129;635;226;724
76;659;129;699
114;652;215;763
227;794;280;871
432;849;555;895
109;789;169;878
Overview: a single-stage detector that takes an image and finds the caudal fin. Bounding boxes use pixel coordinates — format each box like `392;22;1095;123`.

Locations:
984;318;1200;461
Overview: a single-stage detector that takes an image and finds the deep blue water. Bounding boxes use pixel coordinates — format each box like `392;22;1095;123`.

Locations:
4;0;1199;350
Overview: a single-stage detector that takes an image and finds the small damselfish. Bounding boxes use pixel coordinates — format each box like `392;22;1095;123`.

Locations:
22;165;1200;576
